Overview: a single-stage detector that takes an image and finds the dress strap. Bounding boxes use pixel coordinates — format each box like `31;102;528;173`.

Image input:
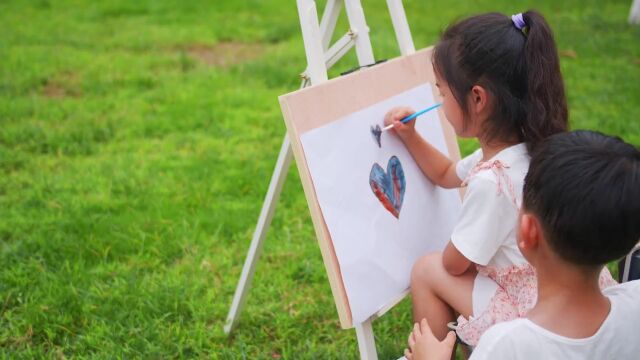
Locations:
462;160;519;208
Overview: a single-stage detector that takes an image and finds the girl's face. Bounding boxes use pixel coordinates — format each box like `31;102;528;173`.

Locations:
434;73;481;139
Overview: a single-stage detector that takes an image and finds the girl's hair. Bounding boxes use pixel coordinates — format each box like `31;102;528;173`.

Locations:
433;11;568;151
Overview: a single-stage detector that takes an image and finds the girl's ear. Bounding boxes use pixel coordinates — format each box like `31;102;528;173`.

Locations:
470;85;489;116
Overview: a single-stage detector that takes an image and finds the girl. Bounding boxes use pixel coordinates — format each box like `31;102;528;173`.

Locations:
385;11;615;346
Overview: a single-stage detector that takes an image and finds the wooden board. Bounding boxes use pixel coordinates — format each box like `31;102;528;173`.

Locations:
279;47;461;329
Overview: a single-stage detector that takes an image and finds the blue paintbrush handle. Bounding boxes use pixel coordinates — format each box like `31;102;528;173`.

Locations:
400;102;442;124
381;102;443;132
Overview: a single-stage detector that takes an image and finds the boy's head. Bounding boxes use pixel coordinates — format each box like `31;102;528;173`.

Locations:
520;130;640;267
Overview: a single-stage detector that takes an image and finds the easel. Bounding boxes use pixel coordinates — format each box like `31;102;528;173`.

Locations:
225;0;415;358
631;0;640;24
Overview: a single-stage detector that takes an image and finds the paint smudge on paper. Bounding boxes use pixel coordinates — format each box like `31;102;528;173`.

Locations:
370;124;382;147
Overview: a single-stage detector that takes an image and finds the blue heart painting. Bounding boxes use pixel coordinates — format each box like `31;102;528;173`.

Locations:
369;156;406;219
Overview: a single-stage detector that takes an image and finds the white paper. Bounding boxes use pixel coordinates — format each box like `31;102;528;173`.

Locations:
300;83;462;324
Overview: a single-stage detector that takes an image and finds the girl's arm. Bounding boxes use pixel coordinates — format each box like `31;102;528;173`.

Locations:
384;107;461;189
444;178;515;276
442;242;472;276
401;132;462;189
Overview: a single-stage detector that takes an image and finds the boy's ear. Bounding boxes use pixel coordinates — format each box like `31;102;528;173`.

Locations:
469;85;489;115
518;212;541;253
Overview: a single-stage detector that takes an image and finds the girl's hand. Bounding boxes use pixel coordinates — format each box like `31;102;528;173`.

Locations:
404;319;456;360
384;106;416;142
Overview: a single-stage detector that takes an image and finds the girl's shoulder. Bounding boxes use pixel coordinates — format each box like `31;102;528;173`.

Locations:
462;143;530;184
461;144;530;207
456;148;484;181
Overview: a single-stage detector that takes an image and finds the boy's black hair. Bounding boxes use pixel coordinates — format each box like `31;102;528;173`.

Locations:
523;130;640;266
433;11;568;152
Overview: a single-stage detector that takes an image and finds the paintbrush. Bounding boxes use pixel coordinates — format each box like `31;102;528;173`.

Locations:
370;103;442;147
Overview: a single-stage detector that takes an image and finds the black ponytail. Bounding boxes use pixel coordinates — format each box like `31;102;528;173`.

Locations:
432;10;568;152
521;11;568;151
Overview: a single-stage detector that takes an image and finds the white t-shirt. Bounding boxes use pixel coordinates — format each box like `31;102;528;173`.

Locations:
452;143;530;268
453;143;531;315
470;280;640;360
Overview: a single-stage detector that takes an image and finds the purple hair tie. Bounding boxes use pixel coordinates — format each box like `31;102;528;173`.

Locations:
511;13;526;31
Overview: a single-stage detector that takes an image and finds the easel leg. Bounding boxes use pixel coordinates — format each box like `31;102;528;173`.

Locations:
355;319;378;360
386;0;416;55
631;0;640;24
224;135;293;334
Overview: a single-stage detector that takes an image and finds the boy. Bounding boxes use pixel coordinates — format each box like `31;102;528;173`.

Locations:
405;130;640;359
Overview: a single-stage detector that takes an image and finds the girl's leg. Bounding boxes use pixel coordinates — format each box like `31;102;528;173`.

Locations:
410;252;475;340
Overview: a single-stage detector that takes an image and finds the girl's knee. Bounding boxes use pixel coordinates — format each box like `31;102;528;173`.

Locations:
411;252;444;287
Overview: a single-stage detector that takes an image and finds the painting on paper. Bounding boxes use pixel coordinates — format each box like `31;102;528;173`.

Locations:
300;83;461;323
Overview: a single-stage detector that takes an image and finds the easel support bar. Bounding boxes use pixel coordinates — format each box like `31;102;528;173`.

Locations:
356;319;378;360
320;0;343;50
344;0;375;65
386;0;415;55
631;0;640;24
224;136;293;334
301;31;356;80
298;0;329;83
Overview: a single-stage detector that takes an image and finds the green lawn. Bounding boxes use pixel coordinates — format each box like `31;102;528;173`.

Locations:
0;0;638;358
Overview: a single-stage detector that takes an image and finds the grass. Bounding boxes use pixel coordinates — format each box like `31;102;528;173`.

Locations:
0;0;638;358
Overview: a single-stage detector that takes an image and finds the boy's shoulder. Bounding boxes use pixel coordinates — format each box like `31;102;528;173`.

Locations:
471;280;640;360
603;278;640;298
470;319;530;359
604;279;640;316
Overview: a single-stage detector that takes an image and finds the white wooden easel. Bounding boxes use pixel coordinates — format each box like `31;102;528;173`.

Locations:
225;1;415;358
